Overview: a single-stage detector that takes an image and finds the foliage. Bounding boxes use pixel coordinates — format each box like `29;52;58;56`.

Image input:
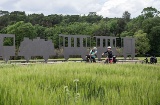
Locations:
122;11;131;22
141;6;160;19
120;31;133;37
133;30;150;54
126;15;144;34
149;26;160;55
34;24;46;39
6;21;37;47
106;19;118;36
142;17;160;34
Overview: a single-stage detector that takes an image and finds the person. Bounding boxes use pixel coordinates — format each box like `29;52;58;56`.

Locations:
150;56;154;64
144;57;148;64
150;56;157;64
102;46;113;63
86;47;97;62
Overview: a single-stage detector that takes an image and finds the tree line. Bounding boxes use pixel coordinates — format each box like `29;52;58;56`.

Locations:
0;7;160;56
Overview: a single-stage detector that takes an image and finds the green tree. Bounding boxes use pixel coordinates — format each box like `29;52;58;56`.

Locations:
34;24;46;39
149;26;160;55
6;21;36;47
0;14;10;30
107;19;118;36
59;22;96;35
0;10;10;30
122;11;131;22
85;12;103;23
134;30;150;55
48;14;63;26
93;20;110;36
141;7;160;19
9;11;27;24
0;10;9;16
142;17;160;35
27;13;44;25
120;31;133;37
44;27;61;48
126;15;144;34
117;18;126;37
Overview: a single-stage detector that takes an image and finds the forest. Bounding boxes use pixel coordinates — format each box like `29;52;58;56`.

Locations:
0;6;160;56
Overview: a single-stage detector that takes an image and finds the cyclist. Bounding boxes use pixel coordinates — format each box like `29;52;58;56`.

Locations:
86;47;97;62
102;46;113;63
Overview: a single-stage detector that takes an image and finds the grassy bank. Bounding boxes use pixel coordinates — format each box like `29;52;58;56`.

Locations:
0;63;160;105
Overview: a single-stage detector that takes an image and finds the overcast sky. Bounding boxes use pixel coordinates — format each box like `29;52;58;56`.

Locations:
0;0;160;18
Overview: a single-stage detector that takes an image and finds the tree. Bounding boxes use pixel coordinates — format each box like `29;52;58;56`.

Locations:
27;13;44;25
44;27;60;48
107;19;118;36
93;20;110;36
9;11;27;24
120;31;133;37
34;24;46;39
142;17;160;35
0;10;9;16
6;21;37;47
126;15;144;34
62;15;80;23
141;7;160;19
134;30;150;55
0;14;10;30
117;18;126;37
48;14;63;26
85;12;103;23
149;26;160;55
122;11;131;22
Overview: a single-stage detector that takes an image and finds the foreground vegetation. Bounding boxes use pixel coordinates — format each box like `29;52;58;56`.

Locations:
0;62;160;105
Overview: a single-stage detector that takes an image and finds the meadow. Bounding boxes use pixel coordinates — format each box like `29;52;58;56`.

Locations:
0;62;160;105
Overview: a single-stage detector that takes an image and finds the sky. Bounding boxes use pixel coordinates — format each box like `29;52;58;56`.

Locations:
0;0;160;18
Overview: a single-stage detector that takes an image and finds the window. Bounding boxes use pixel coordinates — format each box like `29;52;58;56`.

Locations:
3;37;14;46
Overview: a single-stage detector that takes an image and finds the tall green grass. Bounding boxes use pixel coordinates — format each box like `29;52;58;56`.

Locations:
0;63;160;105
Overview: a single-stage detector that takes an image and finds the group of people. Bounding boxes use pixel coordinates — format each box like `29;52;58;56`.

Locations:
86;46;116;63
144;56;157;64
86;47;158;64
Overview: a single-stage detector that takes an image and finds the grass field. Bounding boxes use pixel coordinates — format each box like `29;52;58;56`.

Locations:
0;62;160;105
